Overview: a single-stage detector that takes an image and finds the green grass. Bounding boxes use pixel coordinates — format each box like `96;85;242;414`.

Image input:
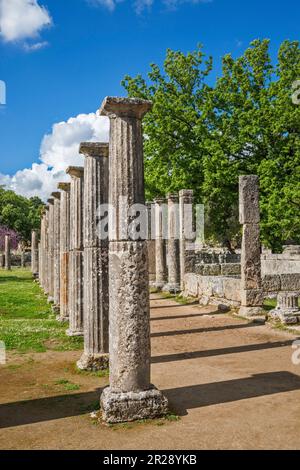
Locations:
0;268;83;353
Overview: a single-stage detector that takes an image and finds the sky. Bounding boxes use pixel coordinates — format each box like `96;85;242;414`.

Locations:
0;0;299;200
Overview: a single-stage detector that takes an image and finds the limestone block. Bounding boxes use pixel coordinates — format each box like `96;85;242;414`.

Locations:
221;263;241;276
280;273;300;292
262;274;281;292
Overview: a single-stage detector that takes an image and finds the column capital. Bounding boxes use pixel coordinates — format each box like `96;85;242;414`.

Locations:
167;193;179;202
47;198;54;205
79;142;109;158
58;182;71;192
51;192;61;200
66;166;84;178
154;197;166;205
99;96;152;119
179;189;194;198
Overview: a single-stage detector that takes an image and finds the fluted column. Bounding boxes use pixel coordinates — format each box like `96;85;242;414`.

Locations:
66;166;84;336
154;197;167;289
77;142;109;371
31;230;39;276
5;235;11;271
239;175;264;316
43;207;50;294
270;292;300;324
99;96;168;423
179;189;195;290
146;202;156;285
58;183;71;323
47;198;55;302
164;193;180;293
52;192;61;311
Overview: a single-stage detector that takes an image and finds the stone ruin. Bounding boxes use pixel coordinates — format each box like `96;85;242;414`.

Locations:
1;96;300;423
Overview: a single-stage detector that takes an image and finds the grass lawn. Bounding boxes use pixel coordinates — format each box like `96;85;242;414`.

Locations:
0;268;83;353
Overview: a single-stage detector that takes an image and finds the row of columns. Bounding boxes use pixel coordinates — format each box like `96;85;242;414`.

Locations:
37;97;172;423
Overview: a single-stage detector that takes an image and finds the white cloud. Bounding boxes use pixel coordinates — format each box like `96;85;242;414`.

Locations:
0;0;52;45
88;0;211;14
0;112;110;201
23;40;49;52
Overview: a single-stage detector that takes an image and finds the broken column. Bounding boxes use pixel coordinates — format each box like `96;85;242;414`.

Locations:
239;175;264;316
77;142;109;371
57;183;71;323
164;193;180;293
52;192;61;312
47;198;55;302
270;292;300;324
4;235;11;271
154;197;167;290
66;166;84;336
99;96;168;423
31;230;39;277
179;189;195;291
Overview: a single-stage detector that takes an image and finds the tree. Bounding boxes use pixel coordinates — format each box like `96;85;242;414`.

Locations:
122;40;300;250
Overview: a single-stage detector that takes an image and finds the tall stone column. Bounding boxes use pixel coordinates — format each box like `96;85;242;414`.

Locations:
52;192;61;311
4;235;11;271
77;142;109;371
99;96;168;423
58;183;71;323
47;198;55;302
43;207;50;295
154;198;167;290
146;202;156;286
31;230;39;276
179;189;195;290
239;175;264;316
164;193;180;293
66;167;84;337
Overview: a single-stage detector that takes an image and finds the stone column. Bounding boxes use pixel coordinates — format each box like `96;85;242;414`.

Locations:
0;253;4;268
239;175;264;316
57;183;71;323
47;198;55;302
146;202;156;286
66;166;84;337
31;230;39;276
154;197;167;290
52;192;61;311
4;235;11;271
38;242;41;282
179;190;195;291
20;248;25;268
164;193;180;293
270;292;300;324
77;142;109;371
43;207;50;295
99;96;168;423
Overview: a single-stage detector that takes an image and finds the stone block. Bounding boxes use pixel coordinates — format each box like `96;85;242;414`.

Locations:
262;274;281;292
202;264;221;276
280;274;300;291
223;277;242;302
221;263;241;276
239;175;260;224
241;288;264;307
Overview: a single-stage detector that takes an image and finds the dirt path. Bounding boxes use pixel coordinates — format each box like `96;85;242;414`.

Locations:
1;293;300;450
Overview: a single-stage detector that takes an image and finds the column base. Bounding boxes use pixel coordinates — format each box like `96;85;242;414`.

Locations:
269;308;300;325
52;304;60;314
100;385;169;424
66;328;84;337
77;353;109;372
238;306;266;318
153;281;166;291
56;315;69;323
163;283;181;294
47;296;54;304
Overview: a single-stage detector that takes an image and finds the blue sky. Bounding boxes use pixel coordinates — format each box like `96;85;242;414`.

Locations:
0;0;299;199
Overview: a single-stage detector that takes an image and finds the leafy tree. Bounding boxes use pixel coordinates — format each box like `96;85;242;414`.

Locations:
0;187;44;243
122;40;300;250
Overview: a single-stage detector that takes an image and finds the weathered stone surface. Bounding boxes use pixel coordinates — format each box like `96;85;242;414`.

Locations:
31;230;39;275
223;277;242;302
47;198;55;301
4;235;11;271
183;273;199;297
269;292;300;324
99;96;168;421
262;274;281;292
154;198;167;289
77;143;109;371
179;189;195;289
146;202;156;283
221;263;241;276
164;193;180;293
52;192;61;308
241;224;261;290
202;264;221;276
239;175;260;224
240;288;264;307
58;183;71;322
101;386;168;424
280;273;300;292
66;167;84;336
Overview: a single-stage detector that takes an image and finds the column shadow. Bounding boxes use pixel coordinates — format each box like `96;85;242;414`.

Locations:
164;371;300;416
151;322;259;338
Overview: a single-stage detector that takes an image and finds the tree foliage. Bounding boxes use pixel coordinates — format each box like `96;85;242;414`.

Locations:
122;40;300;250
0;186;44;243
